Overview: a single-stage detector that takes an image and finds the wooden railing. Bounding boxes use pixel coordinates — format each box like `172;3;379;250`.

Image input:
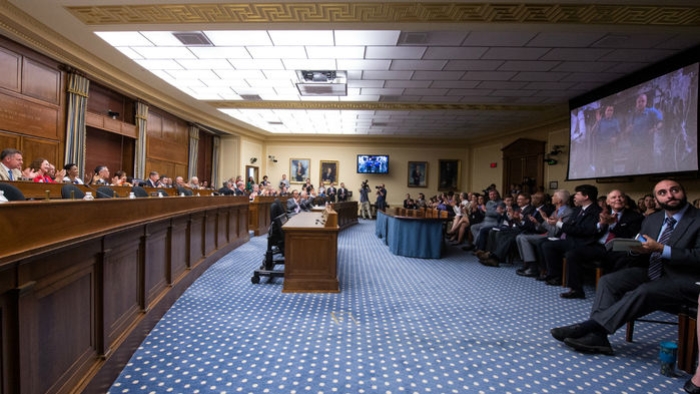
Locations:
0;196;250;394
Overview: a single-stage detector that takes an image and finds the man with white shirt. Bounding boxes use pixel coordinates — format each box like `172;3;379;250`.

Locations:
0;148;23;181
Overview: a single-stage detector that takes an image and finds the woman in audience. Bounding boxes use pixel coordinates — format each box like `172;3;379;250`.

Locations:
414;192;426;209
111;170;132;187
30;158;57;183
642;193;658;216
62;163;84;184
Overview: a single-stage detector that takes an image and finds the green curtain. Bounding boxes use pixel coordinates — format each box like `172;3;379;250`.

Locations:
187;125;199;181
134;102;148;179
64;73;90;178
211;136;220;188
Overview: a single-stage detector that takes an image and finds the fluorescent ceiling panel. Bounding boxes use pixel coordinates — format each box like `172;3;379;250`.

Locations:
203;30;272;46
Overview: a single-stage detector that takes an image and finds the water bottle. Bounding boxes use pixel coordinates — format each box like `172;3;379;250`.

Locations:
129;192;136;199
83;191;94;200
0;190;8;203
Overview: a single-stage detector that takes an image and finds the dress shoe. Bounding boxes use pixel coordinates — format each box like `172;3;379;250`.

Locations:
516;268;540;278
480;257;500;267
564;332;613;355
684;379;700;394
545;277;562;286
535;275;548;281
477;251;490;260
550;323;590;342
560;289;586;299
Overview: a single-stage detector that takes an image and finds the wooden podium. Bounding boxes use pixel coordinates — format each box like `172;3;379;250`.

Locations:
282;207;340;292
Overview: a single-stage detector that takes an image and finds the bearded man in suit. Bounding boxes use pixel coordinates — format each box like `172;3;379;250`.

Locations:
551;179;700;355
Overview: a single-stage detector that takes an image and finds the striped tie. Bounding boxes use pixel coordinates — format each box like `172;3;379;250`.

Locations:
647;217;677;280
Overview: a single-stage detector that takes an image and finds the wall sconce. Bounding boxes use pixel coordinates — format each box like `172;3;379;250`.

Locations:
250;157;257;164
107;110;120;119
268;155;278;163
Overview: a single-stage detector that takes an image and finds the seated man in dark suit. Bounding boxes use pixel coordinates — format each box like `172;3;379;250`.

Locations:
559;189;643;299
145;171;163;188
218;180;235;195
286;189;303;216
551;179;700;355
539;184;602;286
478;192;538;267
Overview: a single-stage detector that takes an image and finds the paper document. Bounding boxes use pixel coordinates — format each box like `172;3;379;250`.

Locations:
605;238;641;252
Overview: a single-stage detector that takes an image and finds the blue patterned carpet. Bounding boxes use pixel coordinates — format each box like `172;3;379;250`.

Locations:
109;220;689;393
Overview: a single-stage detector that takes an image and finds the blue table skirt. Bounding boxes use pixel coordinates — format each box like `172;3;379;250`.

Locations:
376;211;443;259
375;211;389;244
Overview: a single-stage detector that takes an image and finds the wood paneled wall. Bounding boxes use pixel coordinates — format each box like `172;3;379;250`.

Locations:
197;130;214;185
146;107;189;179
0;36;65;168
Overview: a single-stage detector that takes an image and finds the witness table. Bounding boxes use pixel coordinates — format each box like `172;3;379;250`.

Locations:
282;208;339;292
376;210;446;259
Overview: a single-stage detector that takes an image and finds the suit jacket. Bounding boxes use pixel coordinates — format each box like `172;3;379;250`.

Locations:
603;208;644;240
635;206;700;281
0;165;21;181
560;203;603;247
286;198;301;215
337;187;347;201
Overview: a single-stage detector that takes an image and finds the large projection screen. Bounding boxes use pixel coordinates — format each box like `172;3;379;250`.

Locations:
568;62;698;180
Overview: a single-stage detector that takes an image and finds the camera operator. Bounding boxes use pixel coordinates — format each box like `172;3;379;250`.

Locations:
359;180;372;219
376;183;387;212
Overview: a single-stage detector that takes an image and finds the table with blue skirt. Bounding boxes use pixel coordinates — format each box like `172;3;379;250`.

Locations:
375;210;446;259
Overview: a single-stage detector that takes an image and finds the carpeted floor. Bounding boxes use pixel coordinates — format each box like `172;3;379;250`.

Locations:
109;220;690;393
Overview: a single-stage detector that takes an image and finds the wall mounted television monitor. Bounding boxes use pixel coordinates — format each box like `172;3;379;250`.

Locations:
567;62;698;181
357;155;389;174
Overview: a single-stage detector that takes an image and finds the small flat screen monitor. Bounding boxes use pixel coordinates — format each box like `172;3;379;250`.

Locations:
357;155;389;174
568;62;698;180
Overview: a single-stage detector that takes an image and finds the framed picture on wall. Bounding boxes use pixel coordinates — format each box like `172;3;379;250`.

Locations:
438;159;461;191
320;160;338;185
290;158;310;184
407;161;428;188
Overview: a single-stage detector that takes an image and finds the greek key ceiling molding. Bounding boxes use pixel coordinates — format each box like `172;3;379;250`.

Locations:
206;100;552;112
66;2;700;27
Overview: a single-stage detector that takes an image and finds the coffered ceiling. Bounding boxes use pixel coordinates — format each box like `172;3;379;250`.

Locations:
3;1;700;140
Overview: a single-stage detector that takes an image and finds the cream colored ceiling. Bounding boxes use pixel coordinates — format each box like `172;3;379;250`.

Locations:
2;1;700;141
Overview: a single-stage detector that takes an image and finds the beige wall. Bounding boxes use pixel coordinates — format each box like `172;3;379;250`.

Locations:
261;140;469;207
237;123;700;208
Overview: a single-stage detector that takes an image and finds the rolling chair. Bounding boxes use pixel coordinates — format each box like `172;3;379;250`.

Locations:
131;186;149;198
61;184;85;199
96;186;116;198
251;199;288;284
0;182;25;201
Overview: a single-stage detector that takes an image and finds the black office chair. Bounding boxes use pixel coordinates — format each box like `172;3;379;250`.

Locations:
176;186;193;196
96;186;116;198
252;199;288;284
131;186;149;198
0;182;25;201
61;184;85;199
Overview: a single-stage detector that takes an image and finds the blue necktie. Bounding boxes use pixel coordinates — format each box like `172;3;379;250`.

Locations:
647;217;677;280
8;170;13;181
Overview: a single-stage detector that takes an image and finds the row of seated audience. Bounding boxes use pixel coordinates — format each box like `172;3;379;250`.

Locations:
409;180;699;370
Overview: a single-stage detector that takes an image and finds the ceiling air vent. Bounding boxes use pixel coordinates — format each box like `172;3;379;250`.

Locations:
399;32;429;45
173;32;213;46
240;94;263;101
295;70;347;96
